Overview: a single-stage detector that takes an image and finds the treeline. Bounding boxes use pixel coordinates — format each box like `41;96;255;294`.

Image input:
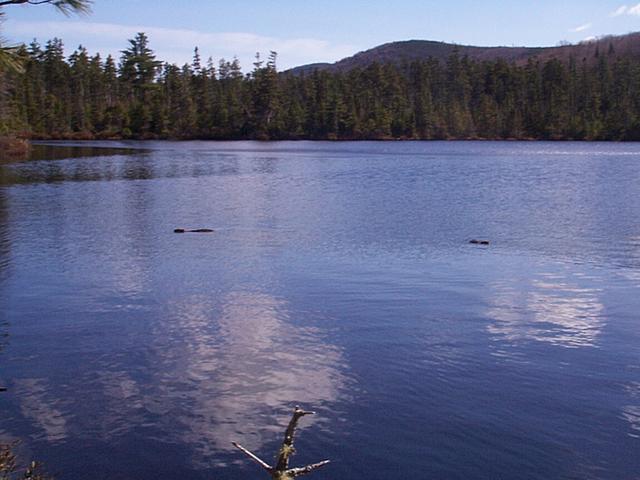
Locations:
2;32;640;140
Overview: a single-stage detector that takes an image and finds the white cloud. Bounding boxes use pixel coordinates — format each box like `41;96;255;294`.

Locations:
610;3;640;16
569;22;592;33
3;19;358;70
610;5;628;17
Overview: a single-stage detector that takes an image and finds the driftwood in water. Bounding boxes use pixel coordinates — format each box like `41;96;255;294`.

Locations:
173;228;214;233
233;406;330;479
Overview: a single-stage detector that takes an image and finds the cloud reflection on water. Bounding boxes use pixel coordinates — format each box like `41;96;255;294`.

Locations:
4;289;347;468
12;378;68;443
151;290;346;460
487;273;605;349
622;382;640;439
77;289;348;467
621;406;640;439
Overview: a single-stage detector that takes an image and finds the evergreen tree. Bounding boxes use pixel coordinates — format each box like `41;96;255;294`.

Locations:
119;32;161;136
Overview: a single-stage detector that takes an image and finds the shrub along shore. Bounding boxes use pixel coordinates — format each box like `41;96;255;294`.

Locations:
0;136;30;159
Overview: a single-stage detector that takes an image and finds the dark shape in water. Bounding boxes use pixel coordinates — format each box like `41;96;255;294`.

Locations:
173;228;214;233
233;406;330;479
0;387;7;392
469;239;490;245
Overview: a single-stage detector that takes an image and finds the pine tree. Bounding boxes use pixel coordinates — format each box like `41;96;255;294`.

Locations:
119;32;161;136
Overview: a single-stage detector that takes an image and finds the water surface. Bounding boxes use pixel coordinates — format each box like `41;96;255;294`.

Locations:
0;141;639;479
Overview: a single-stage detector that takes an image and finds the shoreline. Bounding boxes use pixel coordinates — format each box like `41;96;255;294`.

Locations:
24;134;640;143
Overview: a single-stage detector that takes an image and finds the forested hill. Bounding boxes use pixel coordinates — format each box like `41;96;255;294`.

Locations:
3;31;640;141
288;32;640;74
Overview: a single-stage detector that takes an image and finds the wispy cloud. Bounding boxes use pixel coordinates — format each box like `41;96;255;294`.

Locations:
3;20;359;70
610;3;640;16
569;22;592;33
610;5;629;17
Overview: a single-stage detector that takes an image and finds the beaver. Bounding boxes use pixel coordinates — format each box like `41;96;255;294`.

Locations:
174;228;214;233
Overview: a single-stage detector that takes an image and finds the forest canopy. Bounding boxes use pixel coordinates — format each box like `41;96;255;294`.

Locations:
1;31;640;140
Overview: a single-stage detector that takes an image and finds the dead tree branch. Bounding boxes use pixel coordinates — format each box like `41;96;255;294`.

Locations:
233;406;330;479
231;442;272;472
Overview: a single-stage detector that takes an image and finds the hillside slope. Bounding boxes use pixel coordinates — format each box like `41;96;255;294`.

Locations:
288;32;640;74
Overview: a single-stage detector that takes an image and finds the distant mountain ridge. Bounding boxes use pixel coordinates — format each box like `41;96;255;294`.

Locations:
288;32;640;74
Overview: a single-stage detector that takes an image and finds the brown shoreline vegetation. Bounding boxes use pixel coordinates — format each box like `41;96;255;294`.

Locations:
0;136;30;159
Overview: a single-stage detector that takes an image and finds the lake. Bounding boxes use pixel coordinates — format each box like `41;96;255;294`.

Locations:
1;141;639;480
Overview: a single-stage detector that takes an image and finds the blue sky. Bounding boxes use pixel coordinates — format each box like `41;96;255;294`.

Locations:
3;0;640;70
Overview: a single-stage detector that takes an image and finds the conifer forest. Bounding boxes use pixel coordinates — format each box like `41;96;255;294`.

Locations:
2;32;640;141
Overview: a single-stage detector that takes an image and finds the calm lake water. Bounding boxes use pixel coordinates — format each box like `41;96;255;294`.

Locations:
1;141;639;480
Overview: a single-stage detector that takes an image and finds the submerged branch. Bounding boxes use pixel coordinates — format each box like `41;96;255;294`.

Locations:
233;406;330;479
0;443;50;480
231;442;272;472
286;460;331;478
275;407;315;472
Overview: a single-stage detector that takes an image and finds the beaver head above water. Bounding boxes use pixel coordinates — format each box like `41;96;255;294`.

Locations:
174;228;214;233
